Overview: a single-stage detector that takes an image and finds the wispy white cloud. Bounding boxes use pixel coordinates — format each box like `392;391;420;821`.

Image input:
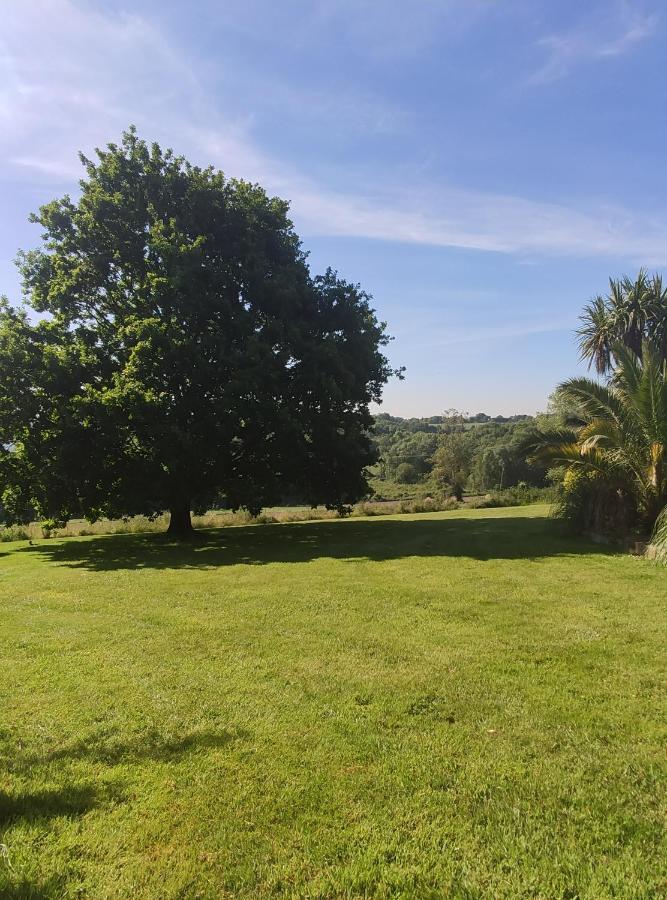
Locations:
288;181;667;264
0;0;206;179
0;0;408;179
530;6;658;84
3;0;667;268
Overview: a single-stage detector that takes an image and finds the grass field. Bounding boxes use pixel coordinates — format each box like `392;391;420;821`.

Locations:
1;504;665;898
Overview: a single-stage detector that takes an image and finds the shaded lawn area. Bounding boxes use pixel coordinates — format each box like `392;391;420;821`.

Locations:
0;505;665;898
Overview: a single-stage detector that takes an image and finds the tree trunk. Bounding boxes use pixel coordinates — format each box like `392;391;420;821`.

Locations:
166;499;194;539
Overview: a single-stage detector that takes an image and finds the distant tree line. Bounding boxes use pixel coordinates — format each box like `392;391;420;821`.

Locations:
370;412;547;498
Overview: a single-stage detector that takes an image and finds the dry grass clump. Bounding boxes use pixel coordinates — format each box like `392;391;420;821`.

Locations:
0;525;31;542
0;506;341;542
0;496;474;543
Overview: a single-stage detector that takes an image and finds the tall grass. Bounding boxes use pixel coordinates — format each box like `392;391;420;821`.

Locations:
0;491;552;543
0;525;30;543
467;485;556;509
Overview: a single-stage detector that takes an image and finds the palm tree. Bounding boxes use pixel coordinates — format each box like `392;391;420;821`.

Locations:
529;340;667;533
577;294;614;375
647;273;667;362
577;271;667;375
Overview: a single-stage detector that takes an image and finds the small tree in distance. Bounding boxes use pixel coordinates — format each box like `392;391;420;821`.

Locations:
431;432;474;501
395;462;419;484
1;129;401;538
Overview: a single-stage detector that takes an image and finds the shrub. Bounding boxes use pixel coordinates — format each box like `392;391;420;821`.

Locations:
502;484;556;504
554;469;637;535
0;526;30;542
467;486;555;510
409;498;437;513
467;495;503;509
356;502;393;517
395;463;419;484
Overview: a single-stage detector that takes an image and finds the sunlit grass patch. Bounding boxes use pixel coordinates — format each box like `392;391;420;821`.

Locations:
0;506;665;897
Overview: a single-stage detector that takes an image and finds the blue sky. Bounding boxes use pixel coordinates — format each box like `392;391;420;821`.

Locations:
1;0;665;415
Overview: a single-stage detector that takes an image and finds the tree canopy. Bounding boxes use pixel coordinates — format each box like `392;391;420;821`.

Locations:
431;431;475;500
0;129;399;536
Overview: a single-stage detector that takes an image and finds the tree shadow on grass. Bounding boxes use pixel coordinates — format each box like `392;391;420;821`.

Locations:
18;511;618;573
0;784;100;827
0;875;70;900
0;787;114;899
41;727;248;767
0;729;242;896
4;729;247;782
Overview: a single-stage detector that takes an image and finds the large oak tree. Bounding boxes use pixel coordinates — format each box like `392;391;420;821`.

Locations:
1;129;399;537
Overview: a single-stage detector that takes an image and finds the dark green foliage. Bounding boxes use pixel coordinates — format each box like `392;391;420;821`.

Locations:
1;129;399;536
529;269;667;541
370;412;546;499
470;439;547;492
394;462;419;484
374;430;438;480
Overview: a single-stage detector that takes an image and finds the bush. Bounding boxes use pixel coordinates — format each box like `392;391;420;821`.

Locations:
502;484;556;504
467;495;503;509
395;463;419;484
555;469;637;535
355;497;460;517
467;486;555;510
0;526;30;542
355;502;393;516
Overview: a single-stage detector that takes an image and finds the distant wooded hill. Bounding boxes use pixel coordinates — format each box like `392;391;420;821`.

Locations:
370;412;547;498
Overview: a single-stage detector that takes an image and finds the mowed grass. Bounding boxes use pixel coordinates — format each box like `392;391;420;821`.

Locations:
0;505;665;898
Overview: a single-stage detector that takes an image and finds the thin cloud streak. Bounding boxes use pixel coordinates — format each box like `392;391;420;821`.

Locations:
530;8;658;84
289;183;667;264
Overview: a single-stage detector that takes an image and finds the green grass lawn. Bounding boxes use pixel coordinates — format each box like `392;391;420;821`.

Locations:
1;505;665;898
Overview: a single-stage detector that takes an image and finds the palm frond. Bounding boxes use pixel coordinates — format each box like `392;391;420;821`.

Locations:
528;441;585;467
610;341;643;396
521;428;578;462
556;377;629;430
650;505;667;563
526;430;623;478
634;340;667;447
578;418;622;452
